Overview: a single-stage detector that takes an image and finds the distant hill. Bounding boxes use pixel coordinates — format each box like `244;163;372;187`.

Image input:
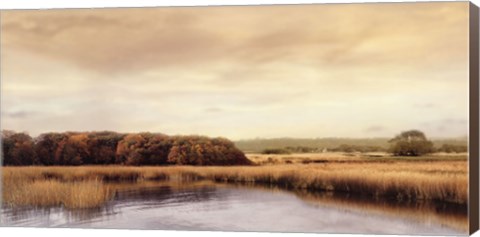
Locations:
234;137;468;153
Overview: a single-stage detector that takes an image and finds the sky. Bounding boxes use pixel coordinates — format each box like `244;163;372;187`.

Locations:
0;2;470;139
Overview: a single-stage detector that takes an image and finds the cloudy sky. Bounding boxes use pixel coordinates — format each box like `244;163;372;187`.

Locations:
0;2;469;139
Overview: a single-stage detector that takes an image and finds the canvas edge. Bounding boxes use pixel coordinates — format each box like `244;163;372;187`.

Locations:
469;1;480;235
0;2;476;236
0;10;4;212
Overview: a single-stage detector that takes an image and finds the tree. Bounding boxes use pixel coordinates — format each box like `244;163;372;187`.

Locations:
57;133;90;166
115;133;171;165
34;133;69;165
167;136;251;166
437;144;468;153
388;130;434;156
2;131;37;165
3;130;252;166
88;132;125;164
115;133;148;165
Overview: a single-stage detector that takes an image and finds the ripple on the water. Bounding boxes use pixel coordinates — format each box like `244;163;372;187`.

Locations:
0;181;467;235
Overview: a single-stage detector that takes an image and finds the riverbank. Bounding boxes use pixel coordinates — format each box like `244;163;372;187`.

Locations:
1;153;467;208
1;179;466;235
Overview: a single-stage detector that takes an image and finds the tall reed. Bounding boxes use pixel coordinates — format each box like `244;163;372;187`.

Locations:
3;178;112;209
1;160;468;205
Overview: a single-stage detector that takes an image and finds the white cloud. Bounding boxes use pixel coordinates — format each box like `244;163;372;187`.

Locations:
0;2;469;138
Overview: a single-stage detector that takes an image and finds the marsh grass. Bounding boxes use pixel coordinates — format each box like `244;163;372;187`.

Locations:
202;165;467;204
3;178;113;209
246;152;467;165
1;154;468;207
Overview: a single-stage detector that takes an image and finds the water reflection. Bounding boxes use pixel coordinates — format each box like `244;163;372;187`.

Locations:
113;183;219;204
227;183;468;232
0;181;467;235
294;189;467;232
1;205;115;227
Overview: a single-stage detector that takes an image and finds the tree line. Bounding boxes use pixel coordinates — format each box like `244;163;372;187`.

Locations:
260;130;467;156
262;143;466;155
1;131;252;166
237;136;467;154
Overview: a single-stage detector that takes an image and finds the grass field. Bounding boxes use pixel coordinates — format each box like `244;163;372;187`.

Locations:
1;152;467;209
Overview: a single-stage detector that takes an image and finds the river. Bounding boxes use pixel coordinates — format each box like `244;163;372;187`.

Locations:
0;181;467;235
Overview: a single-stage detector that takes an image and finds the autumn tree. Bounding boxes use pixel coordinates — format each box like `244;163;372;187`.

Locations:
116;133;171;165
47;133;87;166
167;136;251;166
88;132;125;164
3;131;251;166
2;131;37;166
142;134;172;165
35;133;69;165
388;130;434;156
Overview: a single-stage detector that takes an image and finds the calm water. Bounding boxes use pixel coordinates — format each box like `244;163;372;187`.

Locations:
0;181;467;235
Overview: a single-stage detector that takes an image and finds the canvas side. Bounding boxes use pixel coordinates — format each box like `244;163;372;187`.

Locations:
470;1;480;235
0;10;3;212
0;10;4;210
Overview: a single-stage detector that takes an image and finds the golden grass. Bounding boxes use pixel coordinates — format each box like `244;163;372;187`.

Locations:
1;154;468;206
246;152;467;165
3;178;113;209
204;165;467;204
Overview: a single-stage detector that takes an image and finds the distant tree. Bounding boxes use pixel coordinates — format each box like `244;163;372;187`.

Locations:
88;132;125;164
2;131;36;165
437;144;468;153
285;146;316;153
116;133;149;165
59;133;91;165
261;148;291;155
334;144;357;153
115;133;171;165
331;144;385;153
167;136;251;166
388;130;434;156
34;133;69;165
2;131;15;165
3;131;251;166
143;134;172;165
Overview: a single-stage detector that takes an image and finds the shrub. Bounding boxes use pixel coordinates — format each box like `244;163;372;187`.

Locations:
437;144;468;153
331;144;384;153
261;148;291;155
284;146;319;153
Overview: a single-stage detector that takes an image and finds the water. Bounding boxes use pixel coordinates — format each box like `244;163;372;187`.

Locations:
0;181;467;235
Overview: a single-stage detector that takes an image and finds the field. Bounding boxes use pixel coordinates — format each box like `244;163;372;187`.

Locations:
1;152;468;209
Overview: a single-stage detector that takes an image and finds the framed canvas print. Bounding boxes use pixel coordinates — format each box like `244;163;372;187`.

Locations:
1;1;479;236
